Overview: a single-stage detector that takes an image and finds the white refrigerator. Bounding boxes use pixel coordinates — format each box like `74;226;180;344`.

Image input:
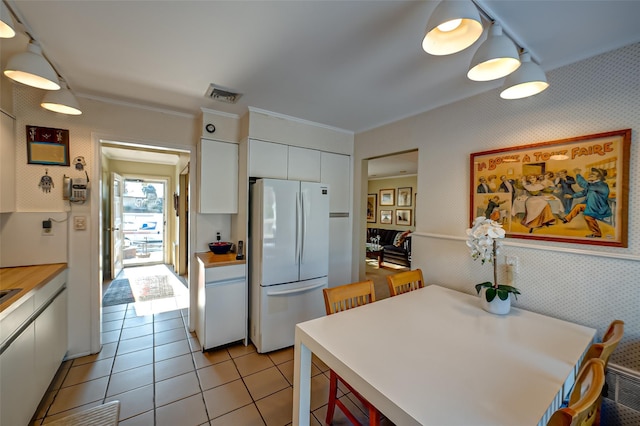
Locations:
249;178;330;353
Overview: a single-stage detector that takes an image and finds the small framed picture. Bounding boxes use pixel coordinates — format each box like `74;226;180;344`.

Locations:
379;189;395;206
367;194;377;223
26;125;70;166
397;187;412;206
396;209;411;226
380;210;393;224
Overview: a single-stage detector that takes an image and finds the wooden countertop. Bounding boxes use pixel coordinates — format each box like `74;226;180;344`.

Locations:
196;252;246;268
0;263;68;313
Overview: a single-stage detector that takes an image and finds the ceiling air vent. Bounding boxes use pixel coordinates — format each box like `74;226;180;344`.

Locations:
205;84;242;104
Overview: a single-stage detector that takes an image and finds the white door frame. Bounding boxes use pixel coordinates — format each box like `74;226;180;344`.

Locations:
91;134;197;354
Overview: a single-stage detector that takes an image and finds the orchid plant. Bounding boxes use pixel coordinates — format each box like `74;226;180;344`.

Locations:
466;217;520;302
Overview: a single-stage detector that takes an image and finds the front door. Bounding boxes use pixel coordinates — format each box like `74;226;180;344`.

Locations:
110;172;124;279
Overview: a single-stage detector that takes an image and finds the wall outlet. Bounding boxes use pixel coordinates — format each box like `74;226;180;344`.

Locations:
42;220;54;236
74;216;87;230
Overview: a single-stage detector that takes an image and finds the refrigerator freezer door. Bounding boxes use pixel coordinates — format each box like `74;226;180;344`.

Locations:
299;182;330;281
254;179;300;286
252;277;327;353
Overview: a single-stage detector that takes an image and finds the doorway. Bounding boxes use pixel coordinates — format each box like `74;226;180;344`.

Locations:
100;141;190;315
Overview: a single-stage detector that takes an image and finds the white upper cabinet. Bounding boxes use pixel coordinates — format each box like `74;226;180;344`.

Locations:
199;139;238;213
0;111;16;213
288;146;321;182
249;139;288;179
321;152;350;213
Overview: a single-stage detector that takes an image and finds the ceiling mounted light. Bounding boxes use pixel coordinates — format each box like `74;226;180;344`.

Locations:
500;52;549;99
4;41;60;90
467;23;520;81
0;1;16;38
41;81;82;115
422;0;483;55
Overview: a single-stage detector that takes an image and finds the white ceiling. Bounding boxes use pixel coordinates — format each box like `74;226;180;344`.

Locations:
2;1;640;178
3;1;640;135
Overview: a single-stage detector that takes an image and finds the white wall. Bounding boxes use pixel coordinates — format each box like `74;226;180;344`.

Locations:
354;43;640;372
5;83;199;357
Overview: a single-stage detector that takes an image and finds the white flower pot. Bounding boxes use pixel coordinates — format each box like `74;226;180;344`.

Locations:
479;287;511;315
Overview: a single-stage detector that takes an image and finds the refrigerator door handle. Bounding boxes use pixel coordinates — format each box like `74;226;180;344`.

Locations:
300;191;306;263
266;281;326;296
295;191;301;264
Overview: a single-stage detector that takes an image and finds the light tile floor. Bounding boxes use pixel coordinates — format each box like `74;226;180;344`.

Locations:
31;301;393;425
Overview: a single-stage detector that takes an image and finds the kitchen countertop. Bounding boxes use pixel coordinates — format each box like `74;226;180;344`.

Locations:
196;252;246;268
0;263;68;313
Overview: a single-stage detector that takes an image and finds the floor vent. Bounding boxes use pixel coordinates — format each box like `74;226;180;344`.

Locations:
205;84;242;104
602;363;640;425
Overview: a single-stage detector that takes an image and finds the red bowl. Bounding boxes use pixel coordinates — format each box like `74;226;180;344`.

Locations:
209;242;232;254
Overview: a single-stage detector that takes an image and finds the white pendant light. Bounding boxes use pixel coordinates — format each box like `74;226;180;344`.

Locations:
500;52;549;99
0;1;16;38
422;0;483;56
4;41;60;90
41;81;82;115
467;23;520;81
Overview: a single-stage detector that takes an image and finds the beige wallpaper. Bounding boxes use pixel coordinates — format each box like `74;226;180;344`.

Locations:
354;42;640;375
367;175;417;231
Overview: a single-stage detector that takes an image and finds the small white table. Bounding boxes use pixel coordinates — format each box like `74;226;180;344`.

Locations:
293;285;595;426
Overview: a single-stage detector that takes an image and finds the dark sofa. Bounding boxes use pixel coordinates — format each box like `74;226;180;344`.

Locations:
366;228;412;267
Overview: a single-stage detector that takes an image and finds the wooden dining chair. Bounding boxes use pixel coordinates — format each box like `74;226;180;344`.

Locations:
386;268;425;297
580;319;624;371
548;358;606;426
322;280;381;426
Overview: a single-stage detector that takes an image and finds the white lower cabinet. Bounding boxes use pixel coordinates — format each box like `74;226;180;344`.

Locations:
0;323;37;426
0;271;67;426
197;262;247;351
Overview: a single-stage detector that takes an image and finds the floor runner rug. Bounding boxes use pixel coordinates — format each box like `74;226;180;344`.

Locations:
102;279;135;306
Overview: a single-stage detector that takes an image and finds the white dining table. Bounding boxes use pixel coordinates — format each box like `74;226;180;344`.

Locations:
293;285;595;426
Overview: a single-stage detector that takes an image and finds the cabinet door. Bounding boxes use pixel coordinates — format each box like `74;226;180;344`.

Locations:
328;216;352;287
321;152;350;213
0;324;36;426
0;111;16;212
35;289;68;393
199;139;238;213
248;139;288;179
288;146;321;182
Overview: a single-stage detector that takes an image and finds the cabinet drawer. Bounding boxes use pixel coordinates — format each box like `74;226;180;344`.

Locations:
205;264;246;283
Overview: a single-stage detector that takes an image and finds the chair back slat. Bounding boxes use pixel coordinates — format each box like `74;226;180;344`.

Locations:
323;280;376;315
548;358;606;426
581;319;624;370
387;269;425;297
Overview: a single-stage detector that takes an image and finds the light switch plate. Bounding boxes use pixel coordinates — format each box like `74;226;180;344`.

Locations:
74;216;87;230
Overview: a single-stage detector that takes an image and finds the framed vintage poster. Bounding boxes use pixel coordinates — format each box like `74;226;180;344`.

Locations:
397;187;412;206
379;189;394;206
470;129;631;247
367;194;377;223
380;210;392;224
396;209;411;226
26;125;70;166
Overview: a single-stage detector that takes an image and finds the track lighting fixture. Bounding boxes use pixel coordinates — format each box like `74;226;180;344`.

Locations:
467;23;520;82
41;80;82;115
422;0;483;56
500;52;549;99
4;41;60;90
1;1;16;38
423;1;549;98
